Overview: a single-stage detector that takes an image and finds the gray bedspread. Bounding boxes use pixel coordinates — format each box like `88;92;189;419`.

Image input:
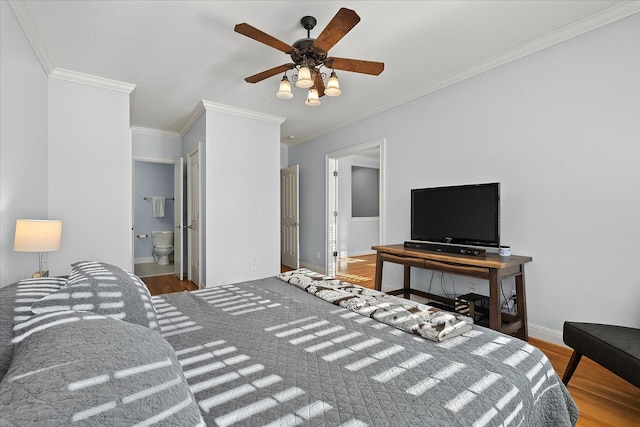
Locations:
155;277;579;426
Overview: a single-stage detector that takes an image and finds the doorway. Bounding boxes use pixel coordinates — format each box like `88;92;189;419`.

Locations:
132;157;184;279
281;164;300;270
325;139;384;277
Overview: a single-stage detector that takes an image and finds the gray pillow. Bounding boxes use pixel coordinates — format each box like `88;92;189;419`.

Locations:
0;278;66;382
1;310;204;426
31;261;159;332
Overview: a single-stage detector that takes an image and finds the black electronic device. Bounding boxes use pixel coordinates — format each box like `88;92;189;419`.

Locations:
404;241;486;256
455;292;489;323
411;183;500;248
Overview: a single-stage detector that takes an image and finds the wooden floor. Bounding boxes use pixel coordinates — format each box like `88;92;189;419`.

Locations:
142;274;198;296
143;255;640;426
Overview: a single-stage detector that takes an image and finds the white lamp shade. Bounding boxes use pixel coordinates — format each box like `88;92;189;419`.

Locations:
276;76;293;99
295;66;314;88
325;71;341;97
305;88;321;106
14;219;62;252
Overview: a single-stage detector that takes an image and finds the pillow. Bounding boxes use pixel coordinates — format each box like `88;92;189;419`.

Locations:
31;261;159;332
1;311;204;426
0;278;67;382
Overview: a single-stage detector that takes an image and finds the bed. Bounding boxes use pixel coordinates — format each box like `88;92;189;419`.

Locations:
0;261;578;426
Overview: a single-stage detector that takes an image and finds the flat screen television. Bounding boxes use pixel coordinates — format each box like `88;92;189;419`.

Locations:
411;183;500;248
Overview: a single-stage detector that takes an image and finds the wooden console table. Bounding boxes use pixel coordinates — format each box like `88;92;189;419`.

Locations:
372;244;532;340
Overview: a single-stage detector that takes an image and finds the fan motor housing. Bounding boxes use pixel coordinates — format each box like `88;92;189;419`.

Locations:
291;38;326;67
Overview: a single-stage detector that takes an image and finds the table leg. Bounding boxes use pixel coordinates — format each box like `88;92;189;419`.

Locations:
515;267;528;340
403;265;411;299
489;269;501;333
374;252;383;291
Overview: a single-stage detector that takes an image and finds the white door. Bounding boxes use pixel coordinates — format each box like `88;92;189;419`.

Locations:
326;159;338;277
174;158;184;280
188;145;202;287
281;165;299;269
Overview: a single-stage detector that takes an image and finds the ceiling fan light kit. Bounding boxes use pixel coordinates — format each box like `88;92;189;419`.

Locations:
234;7;384;106
325;71;341;97
276;75;293;99
305;87;321;106
294;66;314;89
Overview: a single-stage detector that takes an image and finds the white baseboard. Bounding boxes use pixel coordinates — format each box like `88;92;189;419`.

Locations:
134;257;155;264
299;262;325;275
347;250;376;257
528;323;567;347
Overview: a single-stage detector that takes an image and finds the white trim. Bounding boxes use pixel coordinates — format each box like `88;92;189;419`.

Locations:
131;126;181;139
8;0;54;75
201;100;286;125
49;68;136;94
352;217;380;222
295;2;640;146
347;250;376;257
528;323;566;347
180;102;206;137
134;257;155;264
133;156;175;165
299;262;324;274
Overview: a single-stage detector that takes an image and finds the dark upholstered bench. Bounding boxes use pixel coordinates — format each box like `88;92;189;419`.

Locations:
562;322;640;388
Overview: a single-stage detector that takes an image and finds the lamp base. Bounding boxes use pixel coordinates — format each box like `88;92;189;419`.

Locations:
32;270;49;278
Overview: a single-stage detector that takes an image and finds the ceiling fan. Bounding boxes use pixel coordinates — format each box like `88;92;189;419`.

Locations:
234;7;384;106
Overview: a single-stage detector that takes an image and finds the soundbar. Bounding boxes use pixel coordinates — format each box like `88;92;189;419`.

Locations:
404;241;486;257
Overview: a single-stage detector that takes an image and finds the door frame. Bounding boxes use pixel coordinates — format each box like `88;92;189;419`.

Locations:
325;138;385;276
131;156;183;277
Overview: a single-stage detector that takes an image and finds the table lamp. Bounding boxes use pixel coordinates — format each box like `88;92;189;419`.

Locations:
13;219;62;278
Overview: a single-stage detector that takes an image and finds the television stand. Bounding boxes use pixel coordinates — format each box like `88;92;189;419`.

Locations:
372;244;532;340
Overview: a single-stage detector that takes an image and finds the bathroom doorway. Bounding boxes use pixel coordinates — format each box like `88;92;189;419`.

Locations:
132;157;184;278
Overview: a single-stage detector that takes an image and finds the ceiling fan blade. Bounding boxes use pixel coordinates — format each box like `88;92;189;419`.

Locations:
312;8;360;53
324;57;384;75
234;23;299;54
245;64;296;83
314;72;325;97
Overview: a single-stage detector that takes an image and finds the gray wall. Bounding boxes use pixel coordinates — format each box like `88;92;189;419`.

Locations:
2;0;133;282
351;166;379;218
204;106;282;286
289;14;640;343
47;78;132;274
0;1;49;284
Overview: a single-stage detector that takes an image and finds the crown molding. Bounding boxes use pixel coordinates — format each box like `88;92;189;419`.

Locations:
181;100;286;137
9;0;137;94
295;2;640;146
49;68;136;94
8;0;55;75
180;102;206;137
130;126;181;139
201;100;286;125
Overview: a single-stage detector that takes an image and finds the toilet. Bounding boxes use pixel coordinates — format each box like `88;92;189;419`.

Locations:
151;231;174;265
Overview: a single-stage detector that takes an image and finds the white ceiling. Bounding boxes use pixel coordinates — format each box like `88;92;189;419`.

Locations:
9;1;639;146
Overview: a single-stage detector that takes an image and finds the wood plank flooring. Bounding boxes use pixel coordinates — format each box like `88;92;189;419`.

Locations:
144;255;640;426
142;274;198;296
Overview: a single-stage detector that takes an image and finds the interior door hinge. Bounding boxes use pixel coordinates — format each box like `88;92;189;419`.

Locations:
333;171;338;177
333;211;338;217
333;251;338;257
